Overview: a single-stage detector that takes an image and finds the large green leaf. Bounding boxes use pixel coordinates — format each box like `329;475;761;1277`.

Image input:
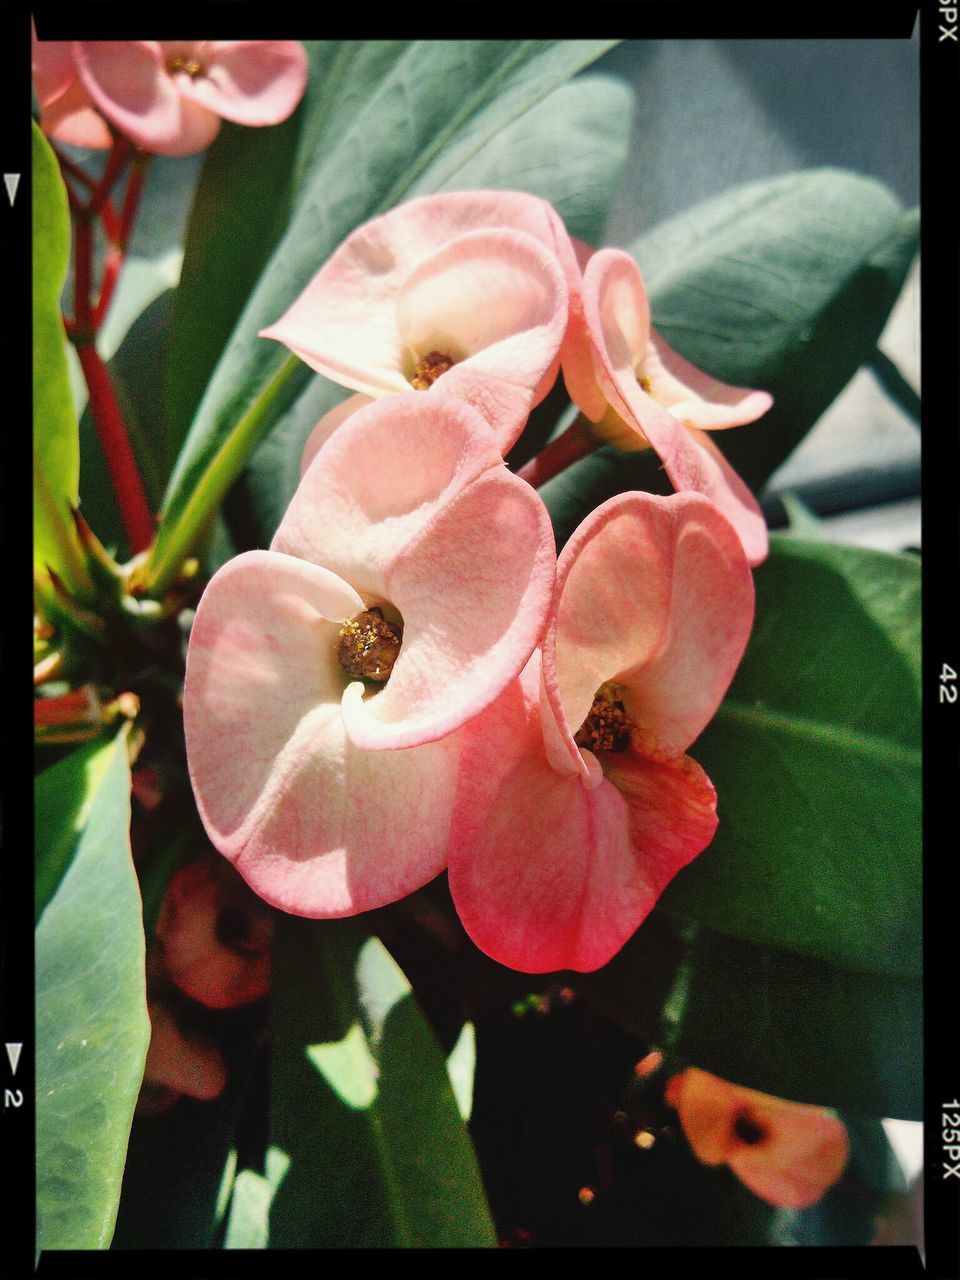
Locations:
150;40;617;592
660;534;921;980
33;122;86;593
541;170;918;547
666;925;921;1121
36;728;149;1250
35;732;121;922
268;916;496;1247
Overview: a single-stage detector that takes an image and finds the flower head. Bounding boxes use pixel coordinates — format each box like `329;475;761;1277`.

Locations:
563;248;772;566
261;191;580;452
665;1068;850;1208
448;491;754;972
33;38;308;156
184;394;555;919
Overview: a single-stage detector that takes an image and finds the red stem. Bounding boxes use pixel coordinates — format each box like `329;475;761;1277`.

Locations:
516;415;597;488
53;147;95;190
88;136;132;215
75;342;155;554
119;156;148;250
73;214;94;332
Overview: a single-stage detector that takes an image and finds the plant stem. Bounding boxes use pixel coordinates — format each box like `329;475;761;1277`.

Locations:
516;414;597;488
75;341;155;554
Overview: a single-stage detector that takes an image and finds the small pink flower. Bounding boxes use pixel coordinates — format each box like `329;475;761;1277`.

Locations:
184;394;555;919
137;999;228;1114
563;248;772;566
33;38;308;156
261;191;581;453
156;856;273;1010
665;1068;851;1209
448;491;754;973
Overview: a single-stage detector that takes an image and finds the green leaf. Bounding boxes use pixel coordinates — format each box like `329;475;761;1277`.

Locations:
438;73;634;246
35;732;122;922
664;924;921;1120
36;726;149;1250
151;39;617;592
33;122;86;592
223;1149;290;1249
541;172;918;544
268;916;497;1247
660;534;921;980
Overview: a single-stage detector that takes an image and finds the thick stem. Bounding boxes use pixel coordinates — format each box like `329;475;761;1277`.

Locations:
88;135;132;215
75;341;155;554
516;414;597;488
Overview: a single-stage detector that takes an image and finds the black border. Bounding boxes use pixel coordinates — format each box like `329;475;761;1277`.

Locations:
8;3;957;1277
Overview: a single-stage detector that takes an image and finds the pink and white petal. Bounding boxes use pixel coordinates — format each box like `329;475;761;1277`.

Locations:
396;228;568;449
261;190;579;398
31;36;77;107
272;395;507;598
231;723;462;919
149;95;223;158
179;41;308;126
343;465;555;750
300;393;373;478
184;550;364;859
448;663;654;973
602;747;719;888
667;426;768;568
74;41;184;151
40;78;113;150
729;1105;850;1209
642;329;773;429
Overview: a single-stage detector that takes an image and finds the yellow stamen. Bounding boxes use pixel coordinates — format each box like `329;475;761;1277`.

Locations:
337;608;402;683
573;683;634;754
411;350;455;390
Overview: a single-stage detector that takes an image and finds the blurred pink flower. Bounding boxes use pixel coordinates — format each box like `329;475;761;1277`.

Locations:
262;191;580;453
156;856;273;1010
563;247;772;566
33;38;308;156
184;394;555;919
448;491;754;972
137;999;227;1114
665;1067;851;1209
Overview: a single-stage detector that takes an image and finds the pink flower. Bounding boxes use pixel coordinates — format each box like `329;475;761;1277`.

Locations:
665;1068;851;1209
137;1000;227;1114
184;394;555;919
261;191;580;453
33;38;308;156
447;491;754;973
155;856;273;1010
563;248;773;566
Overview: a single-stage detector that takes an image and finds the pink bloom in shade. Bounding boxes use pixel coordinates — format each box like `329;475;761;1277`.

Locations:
32;35;113;150
155;856;273;1010
37;40;308;158
184;393;556;919
563;247;773;567
665;1068;851;1209
260;191;581;454
447;491;754;974
136;1000;228;1115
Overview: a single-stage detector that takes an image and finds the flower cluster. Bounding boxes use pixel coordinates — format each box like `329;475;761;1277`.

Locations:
185;191;768;973
32;36;308;155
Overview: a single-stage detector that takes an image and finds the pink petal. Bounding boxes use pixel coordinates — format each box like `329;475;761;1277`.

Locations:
156;857;273;1009
261;190;580;439
31;35;77;107
542;492;754;769
643;330;773;429
74;42;182;151
666;1069;850;1209
40;76;114;150
273;395;556;750
144;1001;227;1102
178;41;308;126
184;550;461;916
300;393;373;478
448;657;718;973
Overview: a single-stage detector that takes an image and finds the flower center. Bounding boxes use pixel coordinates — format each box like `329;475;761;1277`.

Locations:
732;1110;768;1147
337;608;403;683
573;683;634;754
637;372;653;394
167;55;206;79
411;350;455;390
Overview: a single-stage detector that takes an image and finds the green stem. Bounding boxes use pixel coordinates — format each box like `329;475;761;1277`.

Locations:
868;348;921;429
145;354;302;596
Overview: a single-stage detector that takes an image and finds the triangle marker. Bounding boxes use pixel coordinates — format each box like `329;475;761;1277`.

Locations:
5;1042;22;1075
4;174;20;207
